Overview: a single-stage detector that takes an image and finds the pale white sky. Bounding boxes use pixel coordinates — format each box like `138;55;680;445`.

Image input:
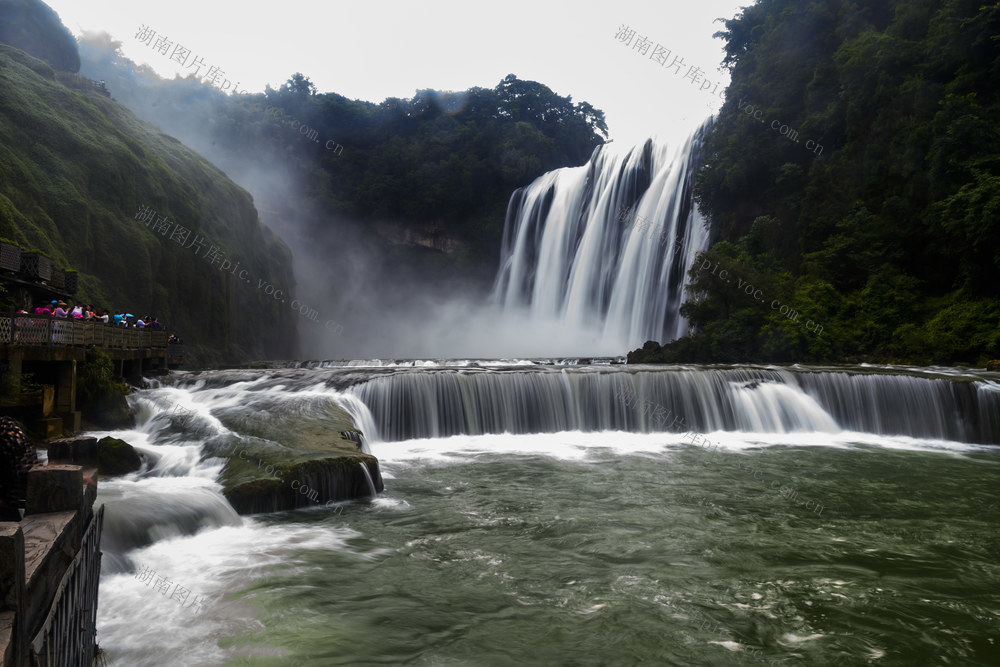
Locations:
44;0;748;150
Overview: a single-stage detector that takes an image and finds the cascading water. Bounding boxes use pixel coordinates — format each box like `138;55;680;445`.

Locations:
91;363;1000;666
349;364;1000;444
491;123;712;352
357;462;378;497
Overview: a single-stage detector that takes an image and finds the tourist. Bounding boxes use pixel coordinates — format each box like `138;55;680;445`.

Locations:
136;316;146;329
113;310;123;326
149;317;162;330
53;302;69;318
34;303;51;315
71;303;84;319
100;310;110;324
167;332;183;344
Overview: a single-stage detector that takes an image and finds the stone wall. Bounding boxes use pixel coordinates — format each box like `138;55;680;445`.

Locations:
0;436;101;666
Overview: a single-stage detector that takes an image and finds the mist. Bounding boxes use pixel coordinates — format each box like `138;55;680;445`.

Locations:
76;32;492;359
76;32;671;360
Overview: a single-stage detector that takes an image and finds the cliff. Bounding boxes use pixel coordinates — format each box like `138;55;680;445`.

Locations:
0;43;298;365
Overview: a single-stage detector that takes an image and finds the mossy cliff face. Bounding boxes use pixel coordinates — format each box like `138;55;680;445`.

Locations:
206;401;384;514
0;44;297;364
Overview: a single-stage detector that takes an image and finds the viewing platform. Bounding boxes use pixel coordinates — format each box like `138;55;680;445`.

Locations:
0;315;179;437
0;315;169;351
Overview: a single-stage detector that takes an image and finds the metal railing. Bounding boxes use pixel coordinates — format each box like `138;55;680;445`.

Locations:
29;505;104;667
0;315;168;349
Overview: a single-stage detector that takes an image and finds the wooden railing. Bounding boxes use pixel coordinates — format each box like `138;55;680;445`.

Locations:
0;315;168;349
29;505;104;667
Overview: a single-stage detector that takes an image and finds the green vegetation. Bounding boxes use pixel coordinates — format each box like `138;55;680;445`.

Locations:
637;0;1000;365
0;369;41;409
76;349;131;428
77;35;609;282
0;43;297;364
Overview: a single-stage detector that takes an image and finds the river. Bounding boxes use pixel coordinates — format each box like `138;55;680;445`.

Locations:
92;361;1000;666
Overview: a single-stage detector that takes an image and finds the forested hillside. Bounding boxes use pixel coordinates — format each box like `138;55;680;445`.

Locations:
0;43;296;364
78;34;609;281
635;0;1000;365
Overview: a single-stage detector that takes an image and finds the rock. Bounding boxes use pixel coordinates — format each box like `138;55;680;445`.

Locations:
340;430;365;450
46;436;98;465
986;360;1000;372
215;405;384;515
222;453;384;515
96;437;142;476
627;340;664;364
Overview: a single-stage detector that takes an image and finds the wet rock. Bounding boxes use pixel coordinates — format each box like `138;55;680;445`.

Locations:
96;437;142;476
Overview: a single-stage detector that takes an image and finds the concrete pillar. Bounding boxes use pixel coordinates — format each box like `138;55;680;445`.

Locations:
6;351;22;380
55;361;75;414
2;351;23;409
40;386;54;417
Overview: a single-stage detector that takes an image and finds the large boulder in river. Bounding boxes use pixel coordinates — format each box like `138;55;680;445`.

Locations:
222;454;383;515
97;436;143;476
207;402;384;515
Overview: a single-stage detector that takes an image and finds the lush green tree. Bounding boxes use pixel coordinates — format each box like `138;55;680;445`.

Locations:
77;37;609;291
642;0;1000;365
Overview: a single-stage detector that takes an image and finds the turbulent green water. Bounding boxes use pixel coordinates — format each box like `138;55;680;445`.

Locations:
215;442;1000;666
93;365;1000;666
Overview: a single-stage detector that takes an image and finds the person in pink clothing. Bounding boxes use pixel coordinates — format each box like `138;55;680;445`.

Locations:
52;302;69;318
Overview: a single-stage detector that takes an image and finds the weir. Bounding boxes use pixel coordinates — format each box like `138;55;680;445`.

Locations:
349;366;1000;444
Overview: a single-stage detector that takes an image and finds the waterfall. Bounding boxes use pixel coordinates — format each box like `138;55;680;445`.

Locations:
349;366;999;444
357;462;378;497
491;122;712;351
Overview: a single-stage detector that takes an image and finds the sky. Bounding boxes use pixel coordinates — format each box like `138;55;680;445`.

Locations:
44;0;749;151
